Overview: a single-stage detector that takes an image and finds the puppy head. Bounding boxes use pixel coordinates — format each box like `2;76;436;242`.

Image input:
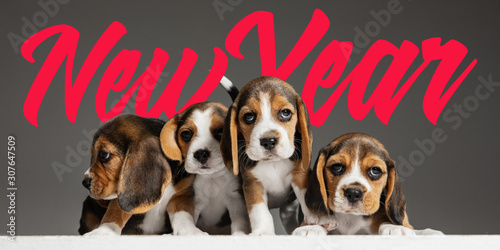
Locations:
220;76;312;175
160;102;228;175
82;114;171;214
306;133;407;225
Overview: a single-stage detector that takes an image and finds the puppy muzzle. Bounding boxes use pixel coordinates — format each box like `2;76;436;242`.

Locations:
82;178;92;190
260;137;278;150
344;188;363;203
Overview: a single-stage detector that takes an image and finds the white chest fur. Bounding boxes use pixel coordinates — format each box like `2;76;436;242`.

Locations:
330;213;372;235
250;159;294;207
139;183;176;234
193;169;240;232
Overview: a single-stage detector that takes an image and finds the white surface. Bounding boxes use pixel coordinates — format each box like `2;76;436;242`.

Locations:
1;235;499;250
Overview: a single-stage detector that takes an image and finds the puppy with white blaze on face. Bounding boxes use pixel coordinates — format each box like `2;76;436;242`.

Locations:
161;102;250;235
219;76;316;235
293;133;444;236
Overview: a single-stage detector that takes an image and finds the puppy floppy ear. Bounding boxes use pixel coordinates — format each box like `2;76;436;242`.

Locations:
296;95;313;172
384;158;410;226
160;116;183;163
220;104;239;175
117;137;171;214
305;151;329;215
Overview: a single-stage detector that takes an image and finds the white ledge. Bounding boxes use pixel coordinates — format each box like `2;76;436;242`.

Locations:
1;235;499;250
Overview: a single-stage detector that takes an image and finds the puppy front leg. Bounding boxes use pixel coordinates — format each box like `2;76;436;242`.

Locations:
243;177;274;235
167;177;208;235
291;171;319;226
84;199;131;236
378;223;416;236
225;194;250;235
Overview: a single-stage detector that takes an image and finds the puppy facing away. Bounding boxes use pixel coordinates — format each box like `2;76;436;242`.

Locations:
161;102;250;235
219;76;316;235
79;114;172;235
293;133;444;236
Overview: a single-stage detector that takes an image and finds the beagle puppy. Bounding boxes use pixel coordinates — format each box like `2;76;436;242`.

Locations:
160;102;250;235
79;114;172;235
293;133;444;236
219;76;316;235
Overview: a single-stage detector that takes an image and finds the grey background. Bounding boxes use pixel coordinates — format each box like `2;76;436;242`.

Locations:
1;0;499;235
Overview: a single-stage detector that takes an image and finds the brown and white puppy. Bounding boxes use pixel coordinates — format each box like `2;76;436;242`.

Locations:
80;114;172;235
161;102;249;235
219;76;315;235
293;133;444;235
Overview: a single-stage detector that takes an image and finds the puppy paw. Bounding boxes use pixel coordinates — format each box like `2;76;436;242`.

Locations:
231;231;247;236
249;227;275;236
379;224;416;236
292;225;328;236
303;213;319;225
173;226;208;236
414;228;445;235
318;217;337;231
83;223;121;236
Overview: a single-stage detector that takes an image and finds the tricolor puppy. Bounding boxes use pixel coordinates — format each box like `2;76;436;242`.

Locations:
219;76;316;235
160;102;249;235
80;114;172;235
293;133;444;236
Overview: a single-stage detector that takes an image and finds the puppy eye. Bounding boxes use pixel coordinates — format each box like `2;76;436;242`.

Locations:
243;112;256;124
329;163;345;176
213;127;223;141
180;130;193;142
99;151;111;163
368;167;383;180
278;109;292;122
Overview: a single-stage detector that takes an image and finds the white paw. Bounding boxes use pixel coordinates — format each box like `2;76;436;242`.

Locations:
303;212;319;225
249;226;275;236
317;217;337;231
173;226;208;236
231;231;247;236
292;225;328;236
379;224;416;236
83;223;121;236
414;228;445;235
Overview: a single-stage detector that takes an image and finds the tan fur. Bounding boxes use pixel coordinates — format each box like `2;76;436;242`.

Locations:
292;160;308;189
209;114;226;135
295;95;312;173
311;133;412;231
88;139;123;199
402;211;412;228
241;170;266;212
83;114;171;234
100;199;132;228
224;77;313;176
237;99;262;152
160;118;183;162
314;153;329;211
177;119;197;159
160;102;229;219
360;155;387;214
84;210;101;232
162;102;228;163
167;176;196;215
229;104;239;175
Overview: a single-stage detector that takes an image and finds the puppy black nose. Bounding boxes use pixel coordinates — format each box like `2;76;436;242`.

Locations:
260;137;278;150
82;178;92;190
344;188;363;203
194;149;210;164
